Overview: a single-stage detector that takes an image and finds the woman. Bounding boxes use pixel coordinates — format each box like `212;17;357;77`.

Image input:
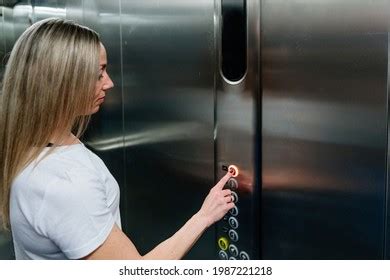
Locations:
0;18;235;260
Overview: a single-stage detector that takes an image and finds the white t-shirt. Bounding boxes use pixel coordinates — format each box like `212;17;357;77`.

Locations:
10;143;121;259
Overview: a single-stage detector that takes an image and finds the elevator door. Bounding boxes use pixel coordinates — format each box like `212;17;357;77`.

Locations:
262;0;389;259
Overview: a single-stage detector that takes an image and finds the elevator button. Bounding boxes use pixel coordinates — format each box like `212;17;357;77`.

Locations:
228;165;239;177
239;251;250;260
226;178;238;190
228;217;239;229
228;229;239;242
231;191;238;203
218;250;228;260
229;206;239;216
228;244;239;257
229;257;237;260
218;237;229;251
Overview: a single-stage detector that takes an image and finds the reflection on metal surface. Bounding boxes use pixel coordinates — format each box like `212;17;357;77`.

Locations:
264;96;384;147
121;0;216;259
33;6;65;18
86;122;209;151
262;0;389;259
32;1;65;23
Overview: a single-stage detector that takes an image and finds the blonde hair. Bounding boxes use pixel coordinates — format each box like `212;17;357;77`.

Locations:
0;18;101;230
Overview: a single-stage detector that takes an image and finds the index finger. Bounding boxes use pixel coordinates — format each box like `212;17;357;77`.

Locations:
215;171;233;189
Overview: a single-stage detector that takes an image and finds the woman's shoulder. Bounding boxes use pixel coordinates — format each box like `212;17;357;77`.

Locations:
41;143;93;167
19;144;100;184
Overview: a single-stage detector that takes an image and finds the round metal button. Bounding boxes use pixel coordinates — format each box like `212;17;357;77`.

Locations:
228;165;239;177
231;191;238;203
227;178;238;190
228;244;239;257
228;217;239;229
229;256;237;260
228;229;239;242
218;250;228;260
229;206;239;216
239;251;250;260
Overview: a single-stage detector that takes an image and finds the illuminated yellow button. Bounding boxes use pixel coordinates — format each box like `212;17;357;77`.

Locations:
218;237;229;251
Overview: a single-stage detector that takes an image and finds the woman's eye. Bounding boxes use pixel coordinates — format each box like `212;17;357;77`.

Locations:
98;73;103;80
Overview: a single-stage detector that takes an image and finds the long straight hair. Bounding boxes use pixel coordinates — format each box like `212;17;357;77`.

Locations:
0;18;101;230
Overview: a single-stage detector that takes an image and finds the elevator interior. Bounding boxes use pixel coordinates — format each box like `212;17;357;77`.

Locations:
0;0;390;260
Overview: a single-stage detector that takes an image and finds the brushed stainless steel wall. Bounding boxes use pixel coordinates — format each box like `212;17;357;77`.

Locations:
262;0;389;259
33;0;66;21
120;0;216;259
387;16;390;260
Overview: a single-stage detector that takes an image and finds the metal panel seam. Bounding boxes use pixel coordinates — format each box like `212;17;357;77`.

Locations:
385;16;390;259
118;0;128;233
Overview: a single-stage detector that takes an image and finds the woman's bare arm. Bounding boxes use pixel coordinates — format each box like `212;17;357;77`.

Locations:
83;172;234;260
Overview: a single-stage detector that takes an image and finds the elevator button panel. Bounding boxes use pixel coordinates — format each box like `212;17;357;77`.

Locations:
217;164;253;260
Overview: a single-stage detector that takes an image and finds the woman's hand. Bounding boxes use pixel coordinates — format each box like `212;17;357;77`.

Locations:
197;172;235;228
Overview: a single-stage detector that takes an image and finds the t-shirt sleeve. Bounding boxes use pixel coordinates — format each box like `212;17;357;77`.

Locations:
35;167;116;259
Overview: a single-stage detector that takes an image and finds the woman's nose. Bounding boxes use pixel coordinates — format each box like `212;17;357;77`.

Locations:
104;75;114;90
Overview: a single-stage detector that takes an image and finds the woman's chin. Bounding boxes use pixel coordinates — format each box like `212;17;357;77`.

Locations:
89;105;100;115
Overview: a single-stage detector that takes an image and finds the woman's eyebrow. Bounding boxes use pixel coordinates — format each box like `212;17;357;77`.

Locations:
100;64;107;70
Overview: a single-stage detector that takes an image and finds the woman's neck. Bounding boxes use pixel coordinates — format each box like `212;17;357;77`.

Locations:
49;132;80;146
